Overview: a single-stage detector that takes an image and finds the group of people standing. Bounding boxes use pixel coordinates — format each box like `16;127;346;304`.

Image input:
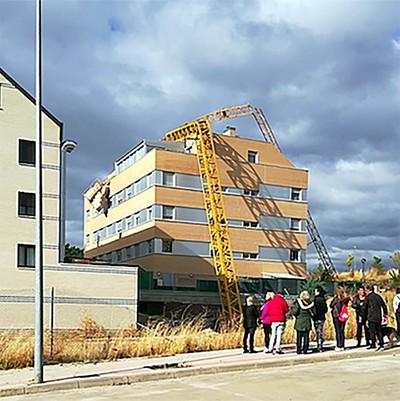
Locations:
242;284;399;354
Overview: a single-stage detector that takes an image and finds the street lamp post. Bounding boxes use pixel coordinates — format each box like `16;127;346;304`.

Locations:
60;140;77;263
34;0;44;383
361;257;367;284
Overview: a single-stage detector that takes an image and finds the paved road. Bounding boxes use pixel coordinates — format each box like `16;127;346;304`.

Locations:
6;355;399;401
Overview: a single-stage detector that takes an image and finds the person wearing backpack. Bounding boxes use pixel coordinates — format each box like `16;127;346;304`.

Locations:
313;286;328;352
292;290;314;354
330;286;350;351
365;285;388;351
393;288;400;336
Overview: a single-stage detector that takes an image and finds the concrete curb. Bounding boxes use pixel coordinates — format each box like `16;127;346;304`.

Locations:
1;348;399;398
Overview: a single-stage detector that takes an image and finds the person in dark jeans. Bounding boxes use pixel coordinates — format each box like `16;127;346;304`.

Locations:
393;288;400;336
260;291;274;352
292;290;314;354
313;286;328;352
365;285;388;351
352;286;370;347
242;296;259;353
330;286;349;351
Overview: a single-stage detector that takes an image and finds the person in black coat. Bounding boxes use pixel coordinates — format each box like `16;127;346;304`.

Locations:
313;286;328;352
242;296;259;353
352;286;370;347
365;285;388;350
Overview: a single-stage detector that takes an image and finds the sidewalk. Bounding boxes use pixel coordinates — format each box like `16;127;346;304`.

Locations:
0;339;399;398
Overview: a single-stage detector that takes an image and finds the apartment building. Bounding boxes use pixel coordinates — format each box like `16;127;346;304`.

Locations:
84;126;308;313
0;68;138;329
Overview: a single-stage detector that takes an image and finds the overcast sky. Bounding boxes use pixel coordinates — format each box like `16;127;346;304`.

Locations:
1;0;399;270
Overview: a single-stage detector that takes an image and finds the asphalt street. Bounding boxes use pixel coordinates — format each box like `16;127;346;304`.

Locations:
5;354;399;401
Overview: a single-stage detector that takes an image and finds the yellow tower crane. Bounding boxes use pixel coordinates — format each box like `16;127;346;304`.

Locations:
165;104;336;323
163;104;281;323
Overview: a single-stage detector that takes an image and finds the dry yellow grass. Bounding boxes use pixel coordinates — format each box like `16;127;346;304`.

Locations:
0;292;397;370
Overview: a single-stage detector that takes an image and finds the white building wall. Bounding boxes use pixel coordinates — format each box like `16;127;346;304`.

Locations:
0;69;138;329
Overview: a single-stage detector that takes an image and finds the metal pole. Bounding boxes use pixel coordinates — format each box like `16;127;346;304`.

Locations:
34;0;44;383
59;150;66;262
50;287;55;358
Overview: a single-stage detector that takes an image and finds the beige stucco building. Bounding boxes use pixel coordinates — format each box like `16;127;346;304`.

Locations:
84;126;308;314
0;68;138;329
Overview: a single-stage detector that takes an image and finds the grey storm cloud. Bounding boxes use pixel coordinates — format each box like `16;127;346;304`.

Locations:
0;0;399;269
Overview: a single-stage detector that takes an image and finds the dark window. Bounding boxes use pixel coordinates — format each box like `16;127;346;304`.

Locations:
248;151;258;163
162;239;173;253
162;206;174;220
19;140;35;166
290;249;300;262
163;172;175;186
18;244;35;268
18;192;35;217
290;218;301;231
243;221;258;228
291;188;301;201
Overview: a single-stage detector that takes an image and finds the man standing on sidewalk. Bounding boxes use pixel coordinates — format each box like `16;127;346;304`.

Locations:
313;286;328;352
365;285;388;351
352;286;370;347
267;292;289;355
393;288;400;336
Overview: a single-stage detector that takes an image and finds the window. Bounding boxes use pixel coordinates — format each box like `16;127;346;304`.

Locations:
148;239;154;253
248;151;258;164
147;207;153;221
18;192;35;217
126;215;133;230
126;185;133;198
243;189;251;196
250;190;259;196
116;220;123;233
19;139;35;166
126;246;132;259
85;234;90;244
162;239;173;253
85;209;90;222
243;252;258;259
163;172;175;186
290;218;301;231
117;191;124;204
107;223;116;237
135;213;141;226
243;221;258;228
17;244;35;268
291;188;302;201
290;249;300;262
162;206;174;220
116;250;122;262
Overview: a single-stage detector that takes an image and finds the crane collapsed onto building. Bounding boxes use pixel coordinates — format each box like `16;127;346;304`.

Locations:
87;104;336;323
163;104;336;323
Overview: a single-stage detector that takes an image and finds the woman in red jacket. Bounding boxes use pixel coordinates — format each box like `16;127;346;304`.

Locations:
265;292;289;354
260;291;275;352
